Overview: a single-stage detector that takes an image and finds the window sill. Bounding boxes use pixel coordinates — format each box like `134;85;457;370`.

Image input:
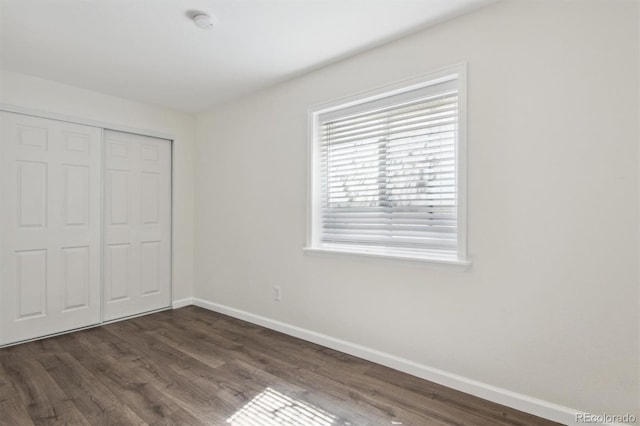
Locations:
302;247;471;268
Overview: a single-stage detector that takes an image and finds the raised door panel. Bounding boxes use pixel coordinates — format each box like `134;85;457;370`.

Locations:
64;165;90;226
63;132;91;154
141;241;160;295
17;161;48;228
0;112;101;345
17;124;48;150
107;170;130;225
103;130;171;322
16;249;47;319
105;243;130;302
141;172;160;224
62;246;90;312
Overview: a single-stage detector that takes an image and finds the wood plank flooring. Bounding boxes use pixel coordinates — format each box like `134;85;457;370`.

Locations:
0;306;562;425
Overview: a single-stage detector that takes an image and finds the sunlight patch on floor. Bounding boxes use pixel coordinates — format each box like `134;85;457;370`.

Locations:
227;387;336;425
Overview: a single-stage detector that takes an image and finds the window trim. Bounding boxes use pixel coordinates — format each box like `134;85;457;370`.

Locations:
305;63;469;265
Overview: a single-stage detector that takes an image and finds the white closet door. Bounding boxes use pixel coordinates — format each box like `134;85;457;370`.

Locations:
0;112;101;345
103;130;171;321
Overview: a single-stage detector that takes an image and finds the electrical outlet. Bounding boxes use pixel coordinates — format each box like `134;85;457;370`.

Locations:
273;286;282;302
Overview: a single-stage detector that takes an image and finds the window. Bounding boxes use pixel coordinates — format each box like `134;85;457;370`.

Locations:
306;66;468;264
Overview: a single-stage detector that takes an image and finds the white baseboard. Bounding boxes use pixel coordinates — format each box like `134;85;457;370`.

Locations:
181;297;583;425
172;297;194;309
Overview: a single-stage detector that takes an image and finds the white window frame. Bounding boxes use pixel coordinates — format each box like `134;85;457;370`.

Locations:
304;64;469;266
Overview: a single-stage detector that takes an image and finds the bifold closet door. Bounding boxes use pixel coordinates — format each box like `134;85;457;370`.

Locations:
0;112;101;345
103;130;171;321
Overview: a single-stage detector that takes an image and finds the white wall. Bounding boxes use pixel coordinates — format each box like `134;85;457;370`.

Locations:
0;70;196;302
195;0;639;418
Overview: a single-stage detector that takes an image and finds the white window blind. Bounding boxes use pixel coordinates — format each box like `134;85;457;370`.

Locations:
310;73;465;262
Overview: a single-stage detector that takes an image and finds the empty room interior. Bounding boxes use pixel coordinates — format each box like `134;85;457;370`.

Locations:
0;0;639;425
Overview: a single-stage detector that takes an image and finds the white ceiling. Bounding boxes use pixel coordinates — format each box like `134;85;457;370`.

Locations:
0;0;491;113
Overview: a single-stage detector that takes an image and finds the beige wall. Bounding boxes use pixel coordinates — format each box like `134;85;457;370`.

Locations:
195;0;639;417
0;69;196;302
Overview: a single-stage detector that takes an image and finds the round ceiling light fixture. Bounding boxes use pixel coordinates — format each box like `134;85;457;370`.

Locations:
193;13;217;30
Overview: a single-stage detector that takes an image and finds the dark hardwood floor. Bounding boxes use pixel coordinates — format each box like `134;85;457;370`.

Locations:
0;306;561;425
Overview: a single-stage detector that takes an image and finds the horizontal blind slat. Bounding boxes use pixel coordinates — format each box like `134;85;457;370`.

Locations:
321;91;458;128
321;119;457;145
325;148;454;167
322;104;457;139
